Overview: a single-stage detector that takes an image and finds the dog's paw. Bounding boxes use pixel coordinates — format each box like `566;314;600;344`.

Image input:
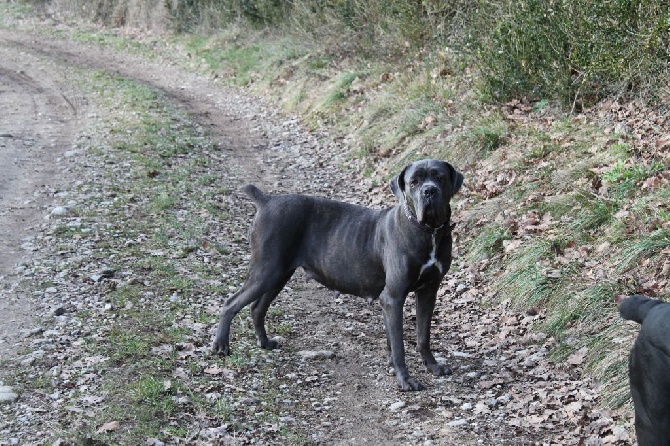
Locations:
397;375;425;392
259;338;280;350
426;362;452;376
212;339;231;356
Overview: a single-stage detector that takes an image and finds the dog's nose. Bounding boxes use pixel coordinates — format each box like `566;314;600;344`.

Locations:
422;186;437;198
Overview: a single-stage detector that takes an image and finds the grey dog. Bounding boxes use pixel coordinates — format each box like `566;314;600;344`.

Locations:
212;159;463;391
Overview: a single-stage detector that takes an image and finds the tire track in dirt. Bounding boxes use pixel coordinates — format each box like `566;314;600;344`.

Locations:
0;38;80;359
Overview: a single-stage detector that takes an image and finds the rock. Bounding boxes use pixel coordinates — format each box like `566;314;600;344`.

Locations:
297;350;335;360
50;206;69;216
389;401;406;411
0;386;19;404
279;416;295;424
99;267;115;278
20;242;37;251
446;419;468;427
54;307;66;316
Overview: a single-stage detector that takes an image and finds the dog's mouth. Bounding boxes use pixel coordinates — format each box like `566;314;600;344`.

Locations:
416;199;447;229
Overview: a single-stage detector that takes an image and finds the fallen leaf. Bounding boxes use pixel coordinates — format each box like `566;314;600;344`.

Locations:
567;347;588;365
96;420;120;434
503;239;523;253
203;366;236;379
656;135;670;150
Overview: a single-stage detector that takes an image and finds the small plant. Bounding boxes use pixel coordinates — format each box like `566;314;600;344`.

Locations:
467;224;509;262
321;71;360;109
617;228;670;272
570;191;620;234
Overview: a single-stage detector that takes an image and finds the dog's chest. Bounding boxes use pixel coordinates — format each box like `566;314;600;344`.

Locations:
417;232;448;279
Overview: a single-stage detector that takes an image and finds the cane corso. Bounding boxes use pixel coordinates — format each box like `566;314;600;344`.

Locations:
213;159;463;391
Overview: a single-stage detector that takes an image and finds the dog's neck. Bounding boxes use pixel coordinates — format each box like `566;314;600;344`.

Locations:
402;201;453;235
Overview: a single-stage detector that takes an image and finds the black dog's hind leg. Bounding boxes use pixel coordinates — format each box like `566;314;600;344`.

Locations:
250;270;295;350
213;269;293;355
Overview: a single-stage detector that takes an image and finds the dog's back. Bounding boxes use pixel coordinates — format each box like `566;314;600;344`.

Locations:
617;294;670;445
241;184;389;296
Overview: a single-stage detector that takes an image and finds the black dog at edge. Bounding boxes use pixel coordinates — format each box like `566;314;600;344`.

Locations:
616;294;670;445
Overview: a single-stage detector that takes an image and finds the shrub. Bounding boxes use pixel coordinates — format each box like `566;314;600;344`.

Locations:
477;0;670;106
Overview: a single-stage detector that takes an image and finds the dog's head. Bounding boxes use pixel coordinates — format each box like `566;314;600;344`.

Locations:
390;159;463;229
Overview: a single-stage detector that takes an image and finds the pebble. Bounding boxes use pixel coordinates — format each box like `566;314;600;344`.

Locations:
279;416;296;424
0;386;19;404
53;307;66;316
446;419;468;427
50;206;69;216
297;350;335;360
389;401;405;411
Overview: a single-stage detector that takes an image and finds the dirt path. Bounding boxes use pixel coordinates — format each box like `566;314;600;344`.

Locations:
0;34;82;358
0;27;634;445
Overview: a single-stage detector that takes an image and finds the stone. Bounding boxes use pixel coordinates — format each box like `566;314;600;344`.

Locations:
50;206;69;216
389;401;406;411
0;385;19;404
296;350;335;360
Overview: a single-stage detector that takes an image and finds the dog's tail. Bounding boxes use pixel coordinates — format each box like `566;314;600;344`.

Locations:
242;184;270;207
616;294;664;324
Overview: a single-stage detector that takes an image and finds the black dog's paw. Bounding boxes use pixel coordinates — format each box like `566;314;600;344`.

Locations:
212;339;231;356
397;375;425;392
426;362;452;376
259;338;281;350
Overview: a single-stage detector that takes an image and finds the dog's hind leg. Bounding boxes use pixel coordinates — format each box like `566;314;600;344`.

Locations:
250;270;295;350
212;269;293;355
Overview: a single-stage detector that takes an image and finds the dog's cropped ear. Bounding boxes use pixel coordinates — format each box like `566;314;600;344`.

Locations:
444;162;464;197
390;165;409;200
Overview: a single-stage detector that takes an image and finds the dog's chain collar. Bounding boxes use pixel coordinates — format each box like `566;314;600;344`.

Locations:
402;202;454;235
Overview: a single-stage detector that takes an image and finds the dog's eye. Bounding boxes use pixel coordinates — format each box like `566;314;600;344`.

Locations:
410;178;419;188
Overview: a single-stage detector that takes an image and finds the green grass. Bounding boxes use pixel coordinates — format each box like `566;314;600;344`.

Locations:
617;228;670;272
569;191;620;234
494;241;558;308
467;224;509;263
320;71;362;109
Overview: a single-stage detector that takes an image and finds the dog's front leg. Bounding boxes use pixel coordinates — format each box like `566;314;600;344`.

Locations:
415;287;452;376
380;287;424;391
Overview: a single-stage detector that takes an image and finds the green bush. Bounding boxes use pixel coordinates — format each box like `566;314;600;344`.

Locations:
477;0;670;106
